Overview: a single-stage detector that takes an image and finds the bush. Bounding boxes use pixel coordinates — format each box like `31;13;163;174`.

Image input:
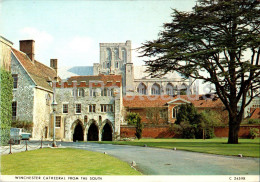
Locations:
174;104;215;139
11;120;34;132
135;117;143;140
126;112;143;139
0;68;13;145
248;128;259;139
248;119;260;125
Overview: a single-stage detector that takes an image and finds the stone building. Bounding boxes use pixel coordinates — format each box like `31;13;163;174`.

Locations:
92;40;195;96
11;40;58;139
0;36;13;71
52;75;123;141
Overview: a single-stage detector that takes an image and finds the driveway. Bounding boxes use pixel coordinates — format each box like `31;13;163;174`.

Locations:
1;141;259;175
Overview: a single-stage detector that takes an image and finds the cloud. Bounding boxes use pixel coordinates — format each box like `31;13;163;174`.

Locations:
19;27;54;61
55;36;98;66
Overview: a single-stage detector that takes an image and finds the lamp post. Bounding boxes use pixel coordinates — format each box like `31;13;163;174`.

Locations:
51;98;57;147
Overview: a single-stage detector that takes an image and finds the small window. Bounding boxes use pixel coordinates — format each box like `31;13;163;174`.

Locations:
101;104;114;113
63;104;68;114
55;116;61;127
172;107;178;118
12;101;17;120
84;115;88;123
72;88;77;97
115;62;119;68
76;104;81;114
99;116;102;123
78;88;85;97
107;62;110;68
12;74;18;89
89;104;96;113
90;88;96;97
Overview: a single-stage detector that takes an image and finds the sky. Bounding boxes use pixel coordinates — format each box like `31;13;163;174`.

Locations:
1;0;197;67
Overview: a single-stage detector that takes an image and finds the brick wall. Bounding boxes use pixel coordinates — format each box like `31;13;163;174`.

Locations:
214;125;260;138
120;125;175;138
120;125;260;138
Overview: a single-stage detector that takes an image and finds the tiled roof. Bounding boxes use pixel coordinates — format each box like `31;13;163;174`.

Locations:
124;95;175;108
12;48;57;91
250;108;260;119
56;75;122;88
123;94;224;108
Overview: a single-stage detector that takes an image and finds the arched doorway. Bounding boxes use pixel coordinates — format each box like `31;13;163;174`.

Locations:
102;123;112;141
87;123;98;141
73;123;83;142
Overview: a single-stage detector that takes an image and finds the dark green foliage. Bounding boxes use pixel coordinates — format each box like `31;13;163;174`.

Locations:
126;112;143;139
248;119;260;125
173;104;215;139
126;112;140;126
248;128;259;139
11;120;34;132
0;68;13;145
139;0;260;144
135;116;143;140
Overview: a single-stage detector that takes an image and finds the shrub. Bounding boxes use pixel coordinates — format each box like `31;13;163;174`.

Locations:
248;128;259;139
11;120;34;132
0;68;13;145
126;112;143;139
174;104;215;139
135;117;143;140
248;119;260;125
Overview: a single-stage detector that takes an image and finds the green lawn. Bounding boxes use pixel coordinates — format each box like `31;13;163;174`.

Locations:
96;138;260;158
1;148;141;175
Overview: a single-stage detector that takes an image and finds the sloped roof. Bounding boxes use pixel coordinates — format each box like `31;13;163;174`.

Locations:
250;108;260;119
12;48;57;91
58;66;93;79
63;75;122;87
123;94;224;108
124;95;175;108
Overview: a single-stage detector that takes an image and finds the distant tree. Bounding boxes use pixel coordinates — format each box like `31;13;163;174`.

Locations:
140;0;260;144
173;104;215;139
126;112;143;139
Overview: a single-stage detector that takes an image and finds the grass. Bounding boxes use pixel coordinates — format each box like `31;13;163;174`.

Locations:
1;148;141;175
96;138;260;158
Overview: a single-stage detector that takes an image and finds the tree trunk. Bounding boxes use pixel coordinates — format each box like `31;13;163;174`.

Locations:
228;117;240;144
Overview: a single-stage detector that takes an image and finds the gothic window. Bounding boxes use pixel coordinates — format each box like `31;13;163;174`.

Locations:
122;48;127;63
106;48;112;62
137;83;147;95
114;48;119;60
166;83;174;95
12;74;18;89
151;83;161;95
115;62;119;68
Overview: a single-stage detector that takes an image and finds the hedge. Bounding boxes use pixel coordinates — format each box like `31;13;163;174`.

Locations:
0;68;13;145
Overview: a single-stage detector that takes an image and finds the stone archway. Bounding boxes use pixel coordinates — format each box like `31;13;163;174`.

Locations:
73;123;84;142
87;123;99;141
102;123;113;141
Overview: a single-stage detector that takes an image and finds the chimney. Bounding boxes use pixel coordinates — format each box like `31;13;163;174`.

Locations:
19;40;35;63
50;59;58;73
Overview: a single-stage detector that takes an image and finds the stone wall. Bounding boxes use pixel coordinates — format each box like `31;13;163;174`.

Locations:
33;88;52;139
11;53;34;123
53;86;122;141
